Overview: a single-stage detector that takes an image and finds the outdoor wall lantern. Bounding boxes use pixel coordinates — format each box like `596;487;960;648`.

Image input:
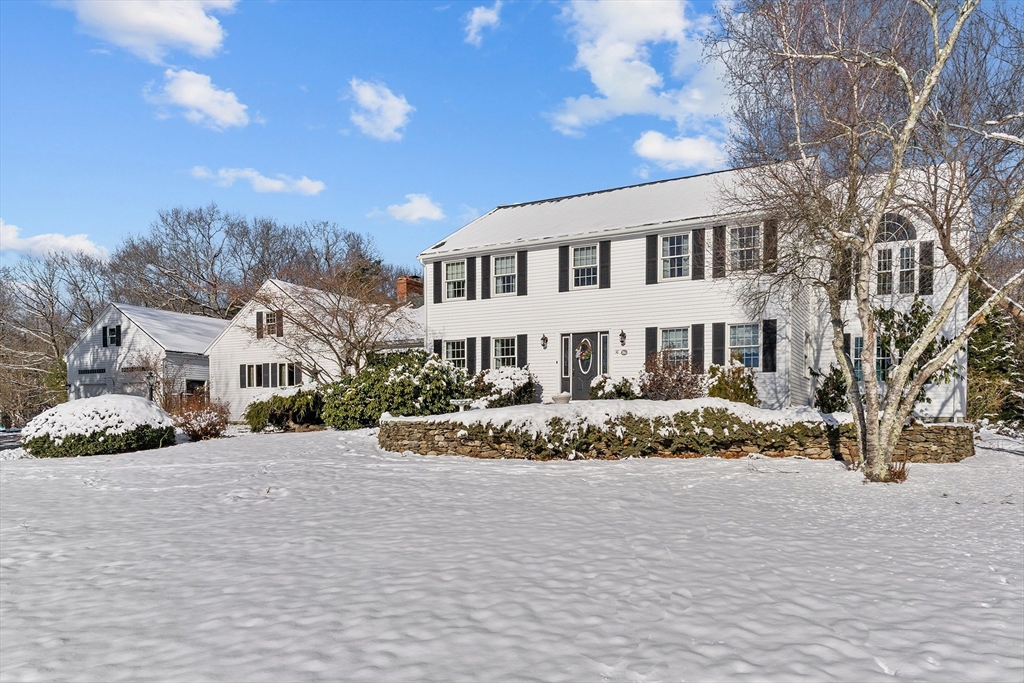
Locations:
145;371;157;401
540;334;549;349
619;330;627;346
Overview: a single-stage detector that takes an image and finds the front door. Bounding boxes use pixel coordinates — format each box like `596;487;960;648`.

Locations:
570;332;599;400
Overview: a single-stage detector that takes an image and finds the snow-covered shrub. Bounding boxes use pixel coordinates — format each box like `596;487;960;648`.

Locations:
21;395;175;458
640;352;707;400
172;397;230;440
590;374;642;400
812;364;850;413
244;389;324;432
708;360;759;406
468;366;535;409
322;350;468;430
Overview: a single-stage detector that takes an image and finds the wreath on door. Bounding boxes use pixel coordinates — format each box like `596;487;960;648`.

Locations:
575;338;593;373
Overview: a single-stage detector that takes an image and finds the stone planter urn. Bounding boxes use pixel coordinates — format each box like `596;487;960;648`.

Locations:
552;393;571;405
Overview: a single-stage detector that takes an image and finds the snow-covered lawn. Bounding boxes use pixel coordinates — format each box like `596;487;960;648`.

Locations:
1;429;1021;682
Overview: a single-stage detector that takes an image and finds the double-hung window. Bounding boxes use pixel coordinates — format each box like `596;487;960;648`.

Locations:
729;323;760;368
877;249;893;295
445;261;467;300
493;337;517;368
661;234;690;279
445;340;466;368
572;245;599;288
853;337;864;381
730;225;760;271
899;246;915;294
876;338;893;381
661;328;690;365
493;255;517;295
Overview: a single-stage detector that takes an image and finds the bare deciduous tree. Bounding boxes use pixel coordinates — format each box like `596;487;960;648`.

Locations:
710;0;1023;480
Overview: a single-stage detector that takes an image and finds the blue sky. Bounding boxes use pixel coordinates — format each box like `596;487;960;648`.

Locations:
0;0;729;271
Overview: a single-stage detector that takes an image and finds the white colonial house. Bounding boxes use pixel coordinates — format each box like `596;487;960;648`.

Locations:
420;167;968;420
206;278;425;420
64;303;228;401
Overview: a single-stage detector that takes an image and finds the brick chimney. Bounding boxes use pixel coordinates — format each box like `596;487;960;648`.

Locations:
397;275;423;303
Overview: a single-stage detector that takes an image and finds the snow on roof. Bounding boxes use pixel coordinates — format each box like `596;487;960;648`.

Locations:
114;303;228;355
419;168;749;258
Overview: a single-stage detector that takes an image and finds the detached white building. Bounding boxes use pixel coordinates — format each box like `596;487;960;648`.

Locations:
420;167;967;419
64;303;228;401
206;279;425;420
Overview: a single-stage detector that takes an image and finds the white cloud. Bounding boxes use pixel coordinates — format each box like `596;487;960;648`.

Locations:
0;219;108;259
64;0;237;64
632;131;725;170
387;195;445;223
464;1;502;47
349;78;415;141
551;0;728;136
146;69;249;130
191;166;326;195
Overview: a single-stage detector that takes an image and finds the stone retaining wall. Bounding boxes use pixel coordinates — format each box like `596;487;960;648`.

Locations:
378;419;974;464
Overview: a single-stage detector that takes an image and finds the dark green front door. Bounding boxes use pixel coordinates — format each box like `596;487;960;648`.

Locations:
571;332;599;400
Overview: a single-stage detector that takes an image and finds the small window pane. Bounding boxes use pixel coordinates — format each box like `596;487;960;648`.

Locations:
729;324;760;368
493;255;517;294
600;333;609;374
493;337;517;368
661;234;690;279
877;249;893;295
730;226;760;271
445;340;466;368
573;246;598;287
562;336;570;378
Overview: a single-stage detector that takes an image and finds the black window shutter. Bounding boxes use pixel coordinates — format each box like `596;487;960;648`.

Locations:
516;334;527;368
692;229;705;280
239;364;246;388
256;311;264;339
558;246;570;292
646;235;658;285
764;220;778;273
839;249;853;301
466;337;477;375
712;226;726;278
296;362;303;384
517;251;528;296
433;338;443;356
466;257;476;301
762;319;777;372
599;240;611;289
433;261;443;304
276;309;284;337
843;333;851;359
481;255;491;299
102;326;108;347
712;322;726;365
691;324;705;374
114;325;121;346
645;326;657;361
919;241;934;295
271;363;279;388
481;336;491;370
263;363;270;388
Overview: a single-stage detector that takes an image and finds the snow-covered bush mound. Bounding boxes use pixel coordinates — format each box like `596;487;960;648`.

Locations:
383;398;853;460
469;366;535;409
21;395;176;458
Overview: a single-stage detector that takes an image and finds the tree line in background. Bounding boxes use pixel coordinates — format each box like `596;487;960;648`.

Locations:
0;204;412;426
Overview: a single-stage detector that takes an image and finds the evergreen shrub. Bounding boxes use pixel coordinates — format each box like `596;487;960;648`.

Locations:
468;366;535;409
708;361;759;406
244;389;324;432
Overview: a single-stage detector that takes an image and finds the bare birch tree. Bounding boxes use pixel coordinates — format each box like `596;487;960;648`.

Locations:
710;0;1023;480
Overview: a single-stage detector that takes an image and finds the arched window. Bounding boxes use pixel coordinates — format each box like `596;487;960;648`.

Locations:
876;213;917;242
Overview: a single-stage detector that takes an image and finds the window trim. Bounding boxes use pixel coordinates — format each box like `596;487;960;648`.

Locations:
898;245;916;294
492;336;517;368
444;339;467;368
660;326;691;365
729;224;761;273
659;233;692;281
728;322;761;369
571;244;600;290
876;247;894;295
491;254;518;297
443;260;468;301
